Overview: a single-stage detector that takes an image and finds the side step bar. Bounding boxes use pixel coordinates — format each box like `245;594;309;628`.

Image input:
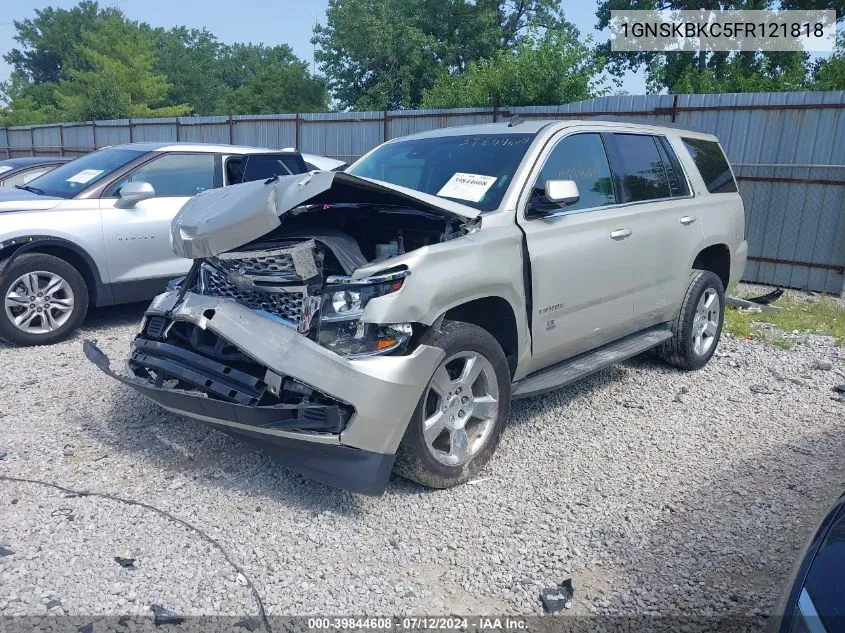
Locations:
511;325;673;400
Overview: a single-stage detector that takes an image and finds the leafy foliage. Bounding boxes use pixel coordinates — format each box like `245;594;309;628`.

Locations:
217;47;329;114
312;0;570;110
53;13;191;120
145;26;224;115
595;0;845;94
0;1;328;125
422;29;608;108
1;0;841;126
812;31;845;89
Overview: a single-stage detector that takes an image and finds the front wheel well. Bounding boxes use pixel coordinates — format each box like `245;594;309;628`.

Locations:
443;296;518;377
692;244;730;290
0;242;99;306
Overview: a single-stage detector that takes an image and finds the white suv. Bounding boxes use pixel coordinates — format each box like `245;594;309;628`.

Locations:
0;142;313;345
89;119;748;494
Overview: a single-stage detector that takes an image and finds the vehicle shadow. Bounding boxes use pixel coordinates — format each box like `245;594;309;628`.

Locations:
92;385;370;514
88;350;677;508
387;360;654;498
591;424;845;623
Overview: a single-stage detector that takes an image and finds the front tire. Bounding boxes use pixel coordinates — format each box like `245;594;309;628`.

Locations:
0;253;89;346
658;269;725;370
394;320;511;489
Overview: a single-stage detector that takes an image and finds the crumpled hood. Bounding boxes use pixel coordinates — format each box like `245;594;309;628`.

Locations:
0;188;64;213
171;171;480;259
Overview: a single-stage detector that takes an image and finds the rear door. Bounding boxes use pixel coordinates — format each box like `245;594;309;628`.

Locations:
100;152;219;291
517;131;642;370
602;132;703;329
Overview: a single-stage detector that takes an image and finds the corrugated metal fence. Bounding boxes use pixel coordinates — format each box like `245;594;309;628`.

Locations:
1;91;844;294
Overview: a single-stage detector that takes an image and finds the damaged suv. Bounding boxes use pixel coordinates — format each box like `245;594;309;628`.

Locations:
86;120;747;494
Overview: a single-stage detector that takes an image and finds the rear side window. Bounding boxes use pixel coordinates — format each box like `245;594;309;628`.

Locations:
655;137;690;197
681;138;737;193
606;133;671;202
226;154;308;184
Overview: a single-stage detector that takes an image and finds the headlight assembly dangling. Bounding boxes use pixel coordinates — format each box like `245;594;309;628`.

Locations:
318;270;412;357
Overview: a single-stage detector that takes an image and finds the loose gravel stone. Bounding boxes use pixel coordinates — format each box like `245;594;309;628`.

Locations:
0;289;843;623
815;358;834;371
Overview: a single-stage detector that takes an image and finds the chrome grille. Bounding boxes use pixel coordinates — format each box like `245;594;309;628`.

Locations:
199;263;307;327
214;241;318;280
215;252;296;276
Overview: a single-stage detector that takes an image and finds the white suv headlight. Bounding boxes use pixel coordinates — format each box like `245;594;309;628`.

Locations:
317;270;412;357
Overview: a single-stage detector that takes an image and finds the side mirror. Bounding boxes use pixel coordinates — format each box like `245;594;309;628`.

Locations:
115;181;155;208
544;180;580;205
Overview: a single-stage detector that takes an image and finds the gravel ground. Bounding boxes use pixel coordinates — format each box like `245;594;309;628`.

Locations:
1;289;844;627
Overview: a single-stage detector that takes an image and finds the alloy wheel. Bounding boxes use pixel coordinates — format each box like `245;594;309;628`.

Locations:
421;351;499;466
4;271;75;335
692;287;720;356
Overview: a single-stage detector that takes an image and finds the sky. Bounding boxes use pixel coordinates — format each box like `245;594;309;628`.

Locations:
0;0;648;101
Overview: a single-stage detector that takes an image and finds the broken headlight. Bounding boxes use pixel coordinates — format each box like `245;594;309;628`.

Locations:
318;270;411;357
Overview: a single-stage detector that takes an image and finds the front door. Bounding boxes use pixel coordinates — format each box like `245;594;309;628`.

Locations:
100;152;218;287
517;132;641;371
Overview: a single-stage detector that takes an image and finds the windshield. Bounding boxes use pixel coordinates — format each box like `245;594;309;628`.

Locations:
348;133;536;212
26;148;146;198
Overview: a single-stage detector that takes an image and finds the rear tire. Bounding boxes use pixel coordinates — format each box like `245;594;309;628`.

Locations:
658;269;724;370
394;320;511;489
0;253;89;346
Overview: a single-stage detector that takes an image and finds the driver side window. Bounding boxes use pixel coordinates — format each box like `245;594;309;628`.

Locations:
532;133;616;212
107;153;215;198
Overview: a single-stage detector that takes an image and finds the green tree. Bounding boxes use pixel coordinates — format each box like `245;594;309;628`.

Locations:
312;0;565;110
145;26;224;115
0;73;62;124
422;29;608;108
52;13;191;120
595;0;844;94
813;31;845;89
1;3;190;124
670;51;812;93
217;46;329;113
4;0;124;86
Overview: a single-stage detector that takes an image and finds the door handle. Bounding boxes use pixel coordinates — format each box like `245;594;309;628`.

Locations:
680;215;697;225
610;228;632;240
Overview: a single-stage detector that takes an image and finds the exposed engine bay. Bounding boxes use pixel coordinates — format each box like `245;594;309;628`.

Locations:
188;201;472;345
124;172;480;423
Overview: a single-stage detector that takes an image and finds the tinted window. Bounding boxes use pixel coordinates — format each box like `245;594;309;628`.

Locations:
26;148;145;199
682;137;737;193
348;133;536;212
608;134;671;202
226;154;307;184
656;137;690;197
110;153;215;197
531;133;616;212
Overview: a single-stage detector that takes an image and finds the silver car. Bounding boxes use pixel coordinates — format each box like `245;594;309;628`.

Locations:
0;157;71;188
88;120;748;494
0;143;313;345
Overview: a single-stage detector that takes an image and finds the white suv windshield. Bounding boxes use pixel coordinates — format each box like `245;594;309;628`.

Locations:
348;133;536;212
24;148;146;199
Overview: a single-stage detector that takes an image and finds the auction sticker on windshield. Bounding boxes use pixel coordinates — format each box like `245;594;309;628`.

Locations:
437;173;497;203
66;169;104;184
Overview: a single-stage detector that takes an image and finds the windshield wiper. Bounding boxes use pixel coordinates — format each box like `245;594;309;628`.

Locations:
14;184;46;195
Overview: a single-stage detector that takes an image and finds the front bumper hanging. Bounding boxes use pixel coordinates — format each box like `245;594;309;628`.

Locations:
84;340;395;495
82;290;444;495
